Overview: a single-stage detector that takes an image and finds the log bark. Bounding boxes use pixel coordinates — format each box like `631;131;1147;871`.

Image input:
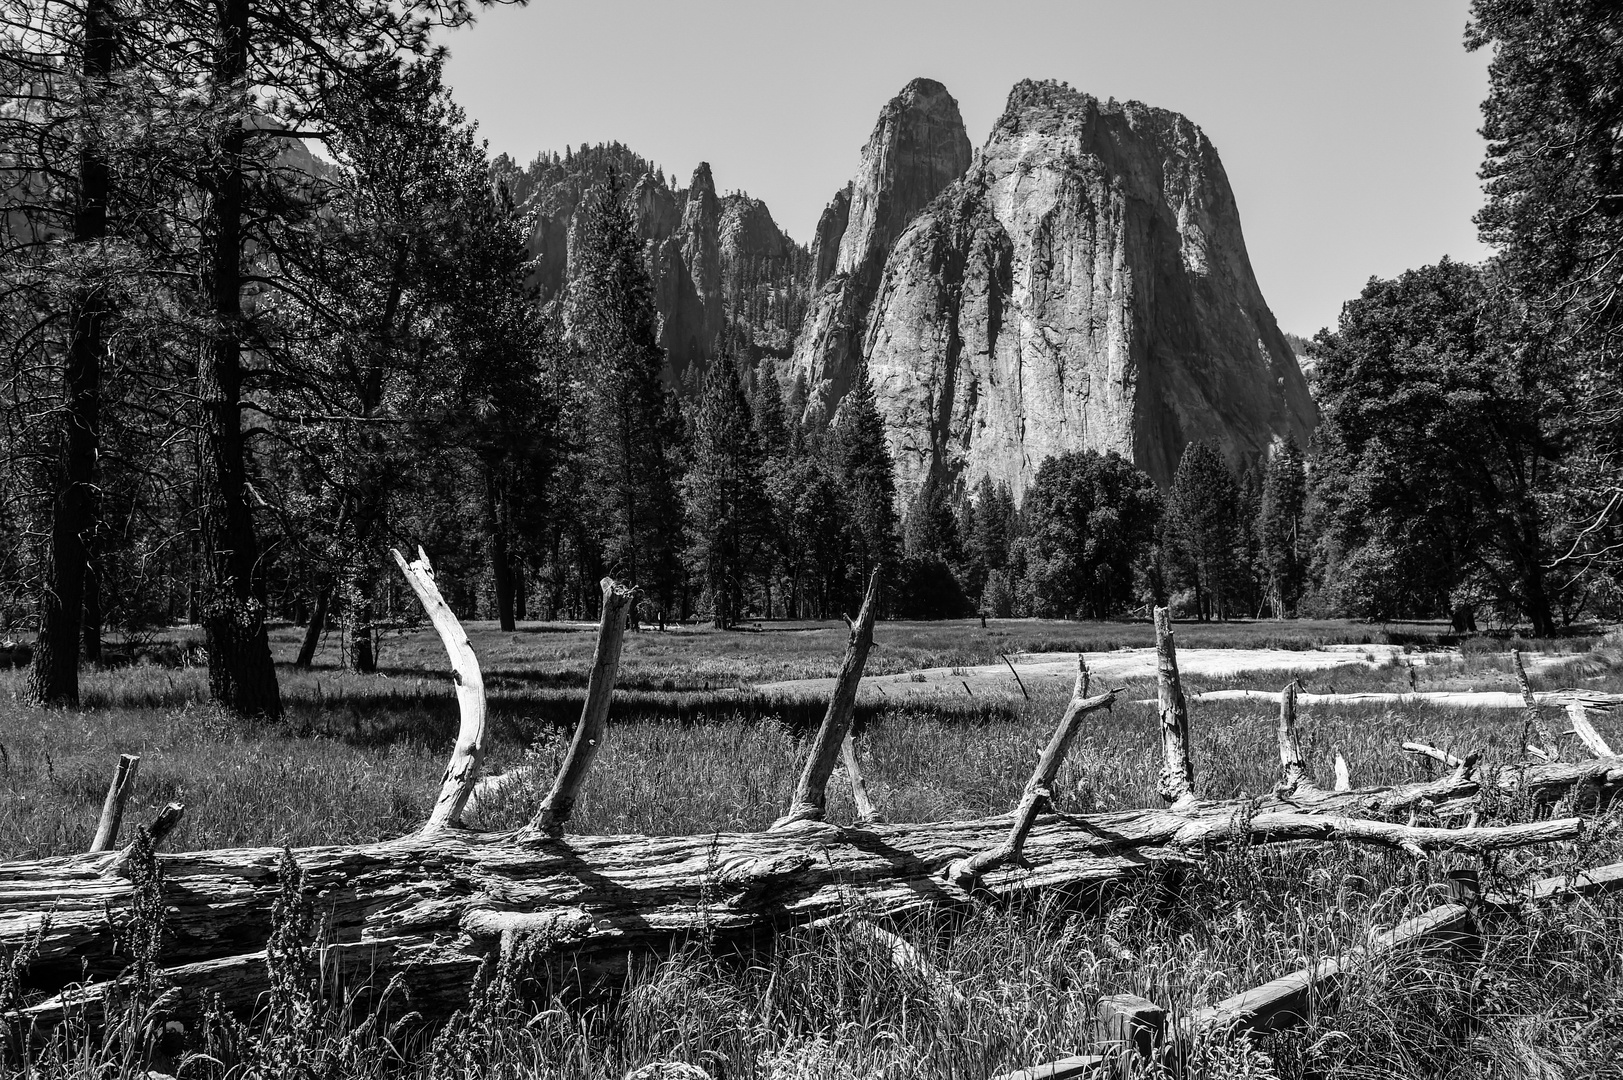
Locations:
1153;608;1194;806
1276;681;1312;795
1;772;1591;1030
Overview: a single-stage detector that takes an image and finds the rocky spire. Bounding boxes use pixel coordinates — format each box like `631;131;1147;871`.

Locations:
790;77;974;424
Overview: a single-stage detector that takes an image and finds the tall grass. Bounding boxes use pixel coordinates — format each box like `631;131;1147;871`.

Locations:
4;622;1622;1077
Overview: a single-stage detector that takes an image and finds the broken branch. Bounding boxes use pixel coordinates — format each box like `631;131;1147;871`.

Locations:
1154;607;1195;806
773;571;880;828
394;547;488;833
525;578;633;838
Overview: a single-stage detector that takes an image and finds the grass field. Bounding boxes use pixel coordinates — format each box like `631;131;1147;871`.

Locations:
3;616;1621;1078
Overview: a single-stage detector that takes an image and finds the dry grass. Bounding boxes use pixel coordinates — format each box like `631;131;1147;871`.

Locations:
3;617;1622;1078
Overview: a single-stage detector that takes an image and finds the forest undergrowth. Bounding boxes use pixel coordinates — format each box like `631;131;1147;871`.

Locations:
3;619;1622;1078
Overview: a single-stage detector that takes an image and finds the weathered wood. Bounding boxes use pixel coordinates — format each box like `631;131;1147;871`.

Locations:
2;775;1591;1029
1099;994;1165;1079
526;578;633;838
1514;649;1561;762
1566;699;1616;757
773;571;880;828
1006;855;1623;1080
88;755;139;853
840;730;883;825
394;548;488;833
1153;608;1194;806
993;1055;1105;1080
947;670;1119;886
1276;681;1311;795
1333;753;1351;791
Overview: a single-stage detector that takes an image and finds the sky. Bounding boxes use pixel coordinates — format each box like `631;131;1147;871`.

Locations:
439;1;1493;337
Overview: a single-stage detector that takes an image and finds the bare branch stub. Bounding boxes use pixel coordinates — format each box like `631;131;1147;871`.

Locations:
394;547;489;833
1276;680;1313;795
1514;649;1561;761
1566;698;1616;758
526;577;634;838
1154;607;1195;806
947;659;1120;886
1403;742;1466;770
89;754;140;853
772;571;881;829
841;729;884;825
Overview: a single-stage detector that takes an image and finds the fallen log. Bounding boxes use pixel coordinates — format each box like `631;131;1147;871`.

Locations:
1;782;1587;1027
2;558;1615;1034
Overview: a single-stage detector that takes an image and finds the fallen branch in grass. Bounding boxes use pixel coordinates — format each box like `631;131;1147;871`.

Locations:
5;558;1618;1033
998;857;1623;1080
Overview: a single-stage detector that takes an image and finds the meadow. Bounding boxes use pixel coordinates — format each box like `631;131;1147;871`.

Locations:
2;616;1621;1079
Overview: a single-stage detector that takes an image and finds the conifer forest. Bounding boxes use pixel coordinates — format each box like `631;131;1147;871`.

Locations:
4;2;1623;1079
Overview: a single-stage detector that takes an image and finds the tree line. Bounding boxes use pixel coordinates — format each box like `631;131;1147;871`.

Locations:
3;0;1619;726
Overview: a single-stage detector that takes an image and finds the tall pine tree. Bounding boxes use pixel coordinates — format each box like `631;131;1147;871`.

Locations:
564;171;681;610
827;364;899;608
1167;441;1242;621
684;359;770;628
1257;436;1308;617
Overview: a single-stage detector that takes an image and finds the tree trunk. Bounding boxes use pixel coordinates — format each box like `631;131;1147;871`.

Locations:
484;460;516;632
293;586;329;670
24;0;113;708
514;564;527;621
1516;503;1557;638
346;571;375;673
196;0;280;720
81;561;101;665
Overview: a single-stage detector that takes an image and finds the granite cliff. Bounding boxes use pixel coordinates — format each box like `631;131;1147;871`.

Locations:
498;78;1315;502
829;79;1316;503
791;78;975;423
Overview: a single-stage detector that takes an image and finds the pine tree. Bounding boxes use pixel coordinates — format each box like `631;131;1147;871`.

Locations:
684;359;770;628
9;0;117;706
1257;436;1308;617
827;365;900;606
1167;441;1242;621
753;360;790;458
564;171;682;609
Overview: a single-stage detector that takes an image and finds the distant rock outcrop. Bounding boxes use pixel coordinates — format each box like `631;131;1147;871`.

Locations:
498;78;1314;497
789;78;974;422
496;146;810;388
855;80;1316;504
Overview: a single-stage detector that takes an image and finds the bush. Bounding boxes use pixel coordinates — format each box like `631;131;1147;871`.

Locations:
894;555;972;619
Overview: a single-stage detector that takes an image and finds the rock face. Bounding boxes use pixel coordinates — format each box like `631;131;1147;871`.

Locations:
498;147;809;388
790;78;974;421
854;80;1316;504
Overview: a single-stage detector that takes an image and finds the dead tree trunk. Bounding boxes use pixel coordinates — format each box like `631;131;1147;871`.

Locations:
2;554;1612;1033
293;585;330;670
